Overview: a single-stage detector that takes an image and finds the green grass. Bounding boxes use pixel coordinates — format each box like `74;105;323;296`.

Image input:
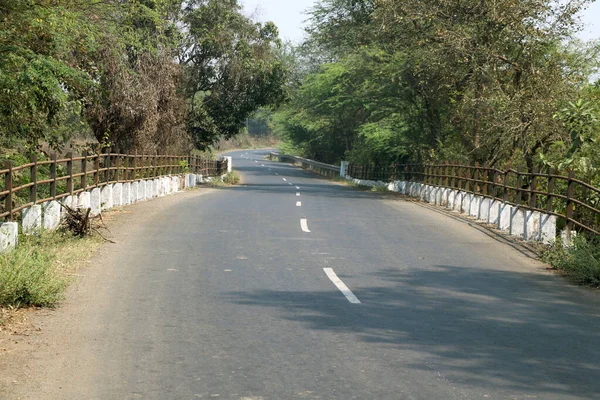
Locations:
222;171;241;185
0;230;100;308
542;235;600;287
371;184;390;192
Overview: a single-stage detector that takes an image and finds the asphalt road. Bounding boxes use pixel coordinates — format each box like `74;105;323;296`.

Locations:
6;149;600;400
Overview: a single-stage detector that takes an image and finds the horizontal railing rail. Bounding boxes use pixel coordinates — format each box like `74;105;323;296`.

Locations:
1;153;228;222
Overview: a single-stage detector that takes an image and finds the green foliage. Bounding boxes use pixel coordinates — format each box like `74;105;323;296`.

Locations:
181;0;289;149
0;231;97;308
274;0;600;172
542;235;600;287
179;160;190;174
222;171;241;185
0;0;96;150
1;0;290;154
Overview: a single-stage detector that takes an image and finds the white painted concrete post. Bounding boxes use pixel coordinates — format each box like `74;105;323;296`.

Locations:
113;183;123;207
479;198;492;223
131;182;138;203
123;182;131;205
509;207;526;238
137;180;145;201
469;196;481;218
43;201;61;231
61;195;76;219
90;188;101;215
540;214;557;245
524;211;541;241
101;184;113;210
145;180;153;199
153;179;159;197
498;203;512;231
226;156;233;174
0;222;18;253
488;200;501;225
340;161;349;178
22;205;43;234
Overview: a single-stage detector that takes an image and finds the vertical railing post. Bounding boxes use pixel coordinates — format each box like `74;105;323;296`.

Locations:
444;163;449;188
81;151;88;191
503;167;509;203
66;152;74;195
30;154;38;205
530;167;537;210
474;163;480;195
566;170;575;241
50;154;57;199
516;167;523;206
104;153;110;184
547;167;555;214
5;161;13;221
482;164;489;196
491;167;499;200
94;154;100;188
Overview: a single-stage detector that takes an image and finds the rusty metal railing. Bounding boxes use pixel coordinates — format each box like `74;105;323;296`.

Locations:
348;162;600;236
0;153;227;222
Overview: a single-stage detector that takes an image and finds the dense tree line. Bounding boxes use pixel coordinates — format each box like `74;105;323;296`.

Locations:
273;0;600;177
0;0;288;154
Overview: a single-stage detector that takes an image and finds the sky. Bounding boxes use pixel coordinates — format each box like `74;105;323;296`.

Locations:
241;0;600;43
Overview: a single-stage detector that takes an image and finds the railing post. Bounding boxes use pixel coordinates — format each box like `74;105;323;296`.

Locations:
104;153;110;184
94;154;100;187
81;151;88;191
503;167;509;203
474;163;480;194
465;163;472;193
530;166;538;210
30;154;38;204
50;154;57;199
566;170;575;242
516;167;523;206
482;164;489;196
547;167;555;213
5;161;13;221
66;152;74;195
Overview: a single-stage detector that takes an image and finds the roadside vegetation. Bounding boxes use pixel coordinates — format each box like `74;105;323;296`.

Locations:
543;237;600;287
1;1;289;156
0;230;100;309
272;0;600;176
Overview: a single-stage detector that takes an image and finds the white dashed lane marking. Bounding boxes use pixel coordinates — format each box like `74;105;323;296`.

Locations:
296;201;302;207
300;219;311;233
324;268;361;304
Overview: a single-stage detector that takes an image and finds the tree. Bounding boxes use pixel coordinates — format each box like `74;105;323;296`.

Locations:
180;0;288;149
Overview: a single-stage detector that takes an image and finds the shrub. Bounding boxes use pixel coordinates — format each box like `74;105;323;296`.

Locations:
0;230;99;308
222;171;241;185
542;235;600;287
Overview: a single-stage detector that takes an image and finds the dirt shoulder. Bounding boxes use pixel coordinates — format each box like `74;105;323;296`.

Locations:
0;187;215;400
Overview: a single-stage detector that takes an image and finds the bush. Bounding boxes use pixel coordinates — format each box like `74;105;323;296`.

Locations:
222;171;241;185
0;230;99;308
542;235;600;287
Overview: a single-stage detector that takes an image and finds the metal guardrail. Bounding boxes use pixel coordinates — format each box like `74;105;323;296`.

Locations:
269;153;339;178
1;153;227;222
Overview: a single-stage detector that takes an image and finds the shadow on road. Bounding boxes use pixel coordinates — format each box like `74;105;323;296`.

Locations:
227;265;600;398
